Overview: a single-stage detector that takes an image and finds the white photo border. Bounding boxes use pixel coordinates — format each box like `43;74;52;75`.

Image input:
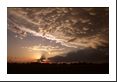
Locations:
0;0;116;81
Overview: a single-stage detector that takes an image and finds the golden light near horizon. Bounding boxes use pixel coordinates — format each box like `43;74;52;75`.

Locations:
31;53;42;60
22;45;70;59
35;55;41;59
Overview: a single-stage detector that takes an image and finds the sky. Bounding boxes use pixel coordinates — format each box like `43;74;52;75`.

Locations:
7;7;109;63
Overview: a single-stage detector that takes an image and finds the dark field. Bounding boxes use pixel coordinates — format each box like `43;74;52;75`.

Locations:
7;63;109;74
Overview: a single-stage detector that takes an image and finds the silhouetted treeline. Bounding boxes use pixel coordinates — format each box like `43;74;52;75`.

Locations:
7;62;109;74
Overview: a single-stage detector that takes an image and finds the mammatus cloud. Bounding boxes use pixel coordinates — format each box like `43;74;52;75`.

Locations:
8;8;109;50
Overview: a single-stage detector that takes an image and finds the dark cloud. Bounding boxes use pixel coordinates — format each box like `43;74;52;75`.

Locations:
49;46;109;63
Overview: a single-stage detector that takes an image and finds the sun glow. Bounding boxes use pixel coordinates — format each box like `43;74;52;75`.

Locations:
32;53;42;60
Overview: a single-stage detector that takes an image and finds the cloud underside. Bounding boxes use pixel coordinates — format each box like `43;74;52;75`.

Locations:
8;8;109;48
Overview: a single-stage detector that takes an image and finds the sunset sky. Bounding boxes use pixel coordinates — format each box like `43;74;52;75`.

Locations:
7;7;109;63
